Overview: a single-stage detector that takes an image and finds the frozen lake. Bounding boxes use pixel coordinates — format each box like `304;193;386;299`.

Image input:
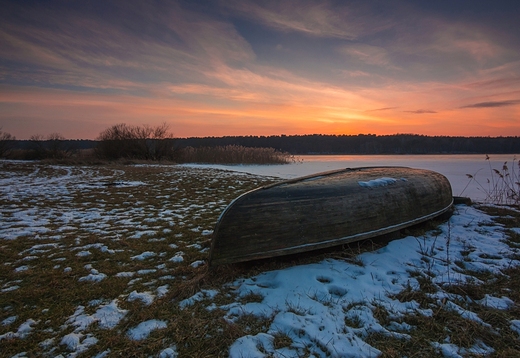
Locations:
185;154;518;201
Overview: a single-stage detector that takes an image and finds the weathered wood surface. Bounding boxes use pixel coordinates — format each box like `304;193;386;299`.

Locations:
209;167;453;266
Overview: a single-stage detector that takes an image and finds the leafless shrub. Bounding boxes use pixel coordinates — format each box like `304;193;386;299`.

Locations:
95;123;178;161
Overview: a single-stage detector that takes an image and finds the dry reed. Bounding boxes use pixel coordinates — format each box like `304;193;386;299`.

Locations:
463;155;520;206
179;145;294;164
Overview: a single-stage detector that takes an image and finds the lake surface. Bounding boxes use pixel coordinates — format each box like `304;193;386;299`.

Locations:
186;154;518;201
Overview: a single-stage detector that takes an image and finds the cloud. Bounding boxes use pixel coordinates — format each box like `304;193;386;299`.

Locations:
459;99;520;108
404;110;437;114
338;44;394;69
366;107;398;112
0;1;255;92
224;0;393;40
463;76;520;90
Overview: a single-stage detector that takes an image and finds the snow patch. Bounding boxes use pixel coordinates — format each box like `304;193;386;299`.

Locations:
358;177;399;188
127;320;167;341
128;290;155;306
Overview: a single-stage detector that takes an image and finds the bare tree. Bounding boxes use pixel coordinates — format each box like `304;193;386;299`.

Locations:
0;128;16;158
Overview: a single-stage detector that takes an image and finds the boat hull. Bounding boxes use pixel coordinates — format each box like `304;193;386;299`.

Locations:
209;167;453;266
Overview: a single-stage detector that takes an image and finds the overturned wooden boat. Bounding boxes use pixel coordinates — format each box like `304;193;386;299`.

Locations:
209;167;453;266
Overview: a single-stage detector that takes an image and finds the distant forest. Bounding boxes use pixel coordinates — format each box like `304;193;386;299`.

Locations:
9;134;520;155
176;134;520;154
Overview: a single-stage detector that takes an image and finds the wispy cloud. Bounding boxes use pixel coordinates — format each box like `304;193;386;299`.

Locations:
338;44;396;69
366;107;398;112
463;75;520;91
224;0;393;40
404;110;438;114
0;1;255;92
460;100;520;108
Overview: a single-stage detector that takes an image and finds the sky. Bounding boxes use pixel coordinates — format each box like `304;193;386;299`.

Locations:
1;0;520;140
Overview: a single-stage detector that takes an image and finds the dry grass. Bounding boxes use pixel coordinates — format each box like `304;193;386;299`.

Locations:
180;145;294;164
463;156;520;206
5;143;295;166
0;162;278;356
2;162;520;357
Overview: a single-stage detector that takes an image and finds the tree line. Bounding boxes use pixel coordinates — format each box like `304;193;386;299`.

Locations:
1;126;520;161
176;134;520;155
0;124;291;163
0;124;179;161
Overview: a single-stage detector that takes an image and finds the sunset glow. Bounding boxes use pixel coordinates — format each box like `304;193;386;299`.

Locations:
1;1;519;139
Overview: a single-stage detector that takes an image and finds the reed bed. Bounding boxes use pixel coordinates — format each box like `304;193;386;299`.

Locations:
179;145;294;164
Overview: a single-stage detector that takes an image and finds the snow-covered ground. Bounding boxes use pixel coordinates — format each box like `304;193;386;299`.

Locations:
1;159;519;357
221;203;516;357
